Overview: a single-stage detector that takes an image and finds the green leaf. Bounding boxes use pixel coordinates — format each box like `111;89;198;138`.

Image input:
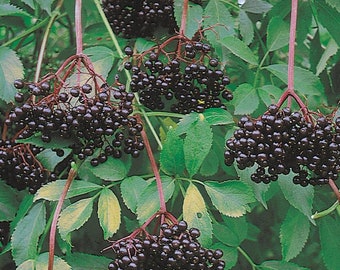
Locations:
213;223;241;247
203;108;234;126
315;0;340;46
0;3;31;16
58;197;94;240
199;149;219;177
10;194;34;233
267;17;290;52
0;47;24;103
239;10;254;45
36;148;72;171
12;202;46;265
221;36;258;65
64;252;113;270
98;188;121;239
175;112;199;135
89;156;127;181
280;207;310;261
265;64;324;96
34;180;102;201
120;176;148;213
35;253;71;270
278;174;314;223
231;83;259;115
316;38;338;76
258;85;284;107
205;180;255;217
160;128;185;176
137;176;175;223
319;216;340;270
174;0;203;38
16;133;74;149
212;243;238;269
203;0;235;46
183;183;212;246
135;38;157;53
0;181;20;221
17;260;35;270
326;0;340;12
35;0;55;15
241;0;273;14
184;119;213;177
259;260;309;270
84;46;116;80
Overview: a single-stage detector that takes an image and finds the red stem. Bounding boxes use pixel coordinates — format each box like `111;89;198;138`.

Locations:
48;168;77;270
75;0;83;55
137;115;166;212
287;0;298;92
176;0;189;56
329;179;340;202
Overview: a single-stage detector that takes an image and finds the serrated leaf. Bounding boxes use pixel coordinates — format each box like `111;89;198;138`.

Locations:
267;17;290;52
316;38;338;76
265;64;324;96
231;83;259;115
58;198;94;240
221;36;258;65
184;119;213;177
16;133;74;148
175;112;199;135
174;0;203;38
213;223;241;247
0;3;31;17
98;188;121;239
36;148;72;171
183;183;212;246
199;149;219;177
259;260;309;270
315;0;340;46
326;0;340;12
17;260;35;270
319;216;340;270
280;207;310;261
89;156;127;181
36;253;71;270
278;174;314;223
241;0;273;14
211;243;238;269
64;252;113;270
34;180;102;202
0;181;20;221
137;176;175;223
203;108;234;126
205;180;255;217
258;85;284;107
160;128;185;176
10;194;34;233
0;47;24;103
203;0;235;46
239;10;254;45
12;202;46;265
120;176;148;213
135;38;157;53
84;46;116;80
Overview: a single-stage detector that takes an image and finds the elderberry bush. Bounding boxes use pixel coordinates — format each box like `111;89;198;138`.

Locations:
108;221;225;270
7;79;144;166
224;104;340;186
102;0;177;38
124;41;232;114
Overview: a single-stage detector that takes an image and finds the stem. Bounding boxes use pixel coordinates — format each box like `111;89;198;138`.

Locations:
179;0;189;36
48;166;77;270
328;179;340;202
75;0;83;55
138;115;166;212
237;246;257;270
287;0;298;92
311;200;339;220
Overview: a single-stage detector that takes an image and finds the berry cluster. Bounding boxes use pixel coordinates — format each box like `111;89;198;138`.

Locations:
7;79;144;165
0;140;54;193
124;41;232;114
224;104;340;186
0;221;10;252
108;221;225;270
102;0;177;38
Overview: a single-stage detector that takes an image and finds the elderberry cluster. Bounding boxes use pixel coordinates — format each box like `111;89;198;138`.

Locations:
224;104;340;186
0;140;55;193
108;221;225;270
124;42;232;114
7;79;144;166
0;221;10;252
102;0;177;38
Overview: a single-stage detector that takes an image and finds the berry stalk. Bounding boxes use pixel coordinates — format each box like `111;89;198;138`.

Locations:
287;0;298;92
75;0;83;55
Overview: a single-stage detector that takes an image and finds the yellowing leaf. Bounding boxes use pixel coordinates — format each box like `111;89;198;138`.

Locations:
36;253;71;270
205;181;255;217
183;184;212;246
98;188;121;239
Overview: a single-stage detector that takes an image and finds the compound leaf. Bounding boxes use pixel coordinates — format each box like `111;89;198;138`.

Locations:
120;176;148;213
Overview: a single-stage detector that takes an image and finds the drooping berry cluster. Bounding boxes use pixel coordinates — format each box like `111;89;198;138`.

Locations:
124;41;232;114
0;140;55;193
0;221;10;252
108;221;225;270
224;104;340;186
7;78;144;166
102;0;177;38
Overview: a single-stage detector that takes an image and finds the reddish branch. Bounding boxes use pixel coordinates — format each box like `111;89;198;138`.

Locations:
75;0;83;55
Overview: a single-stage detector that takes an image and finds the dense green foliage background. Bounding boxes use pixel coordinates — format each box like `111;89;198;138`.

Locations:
1;0;340;269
